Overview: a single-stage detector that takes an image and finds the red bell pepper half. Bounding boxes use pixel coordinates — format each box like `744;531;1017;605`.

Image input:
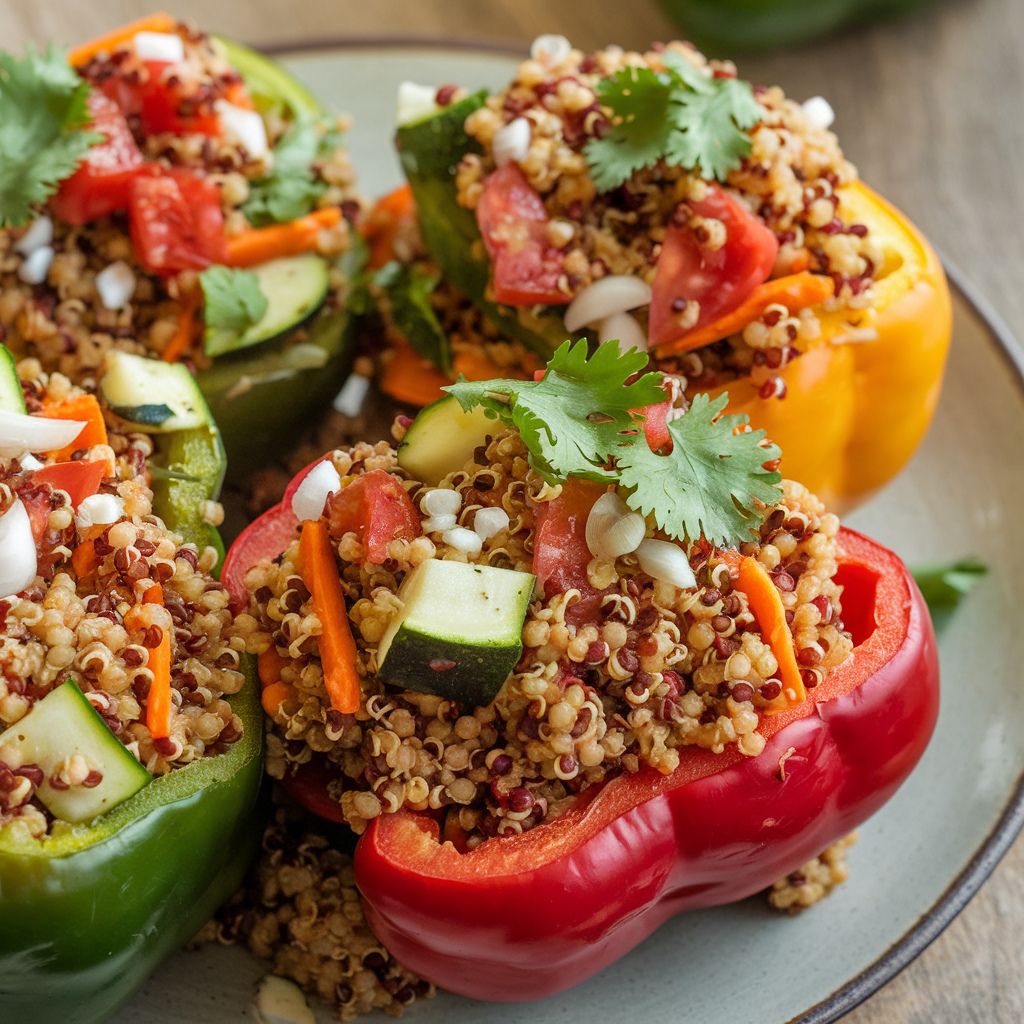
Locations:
354;527;939;1000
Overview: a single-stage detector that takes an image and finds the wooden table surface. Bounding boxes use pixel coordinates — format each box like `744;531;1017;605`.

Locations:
4;0;1022;1020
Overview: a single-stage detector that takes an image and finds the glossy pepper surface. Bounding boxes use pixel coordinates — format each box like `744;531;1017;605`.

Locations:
353;529;939;1000
0;663;263;1024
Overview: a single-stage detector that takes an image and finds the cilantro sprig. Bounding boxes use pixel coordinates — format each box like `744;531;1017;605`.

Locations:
374;260;453;375
445;340;782;546
0;46;102;228
585;53;762;192
199;266;268;356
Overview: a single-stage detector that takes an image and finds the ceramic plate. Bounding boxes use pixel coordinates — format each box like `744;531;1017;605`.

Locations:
114;44;1024;1024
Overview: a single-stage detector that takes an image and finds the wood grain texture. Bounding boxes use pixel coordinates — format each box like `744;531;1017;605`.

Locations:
2;0;1022;1020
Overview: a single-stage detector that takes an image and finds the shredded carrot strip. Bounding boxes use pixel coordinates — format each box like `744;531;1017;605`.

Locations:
162;296;199;363
126;584;172;739
39;394;108;460
378;343;449;407
226;207;343;268
68;11;177;66
362;184;416;269
71;538;97;578
652;272;835;356
262;681;297;717
299;519;361;714
258;647;289;690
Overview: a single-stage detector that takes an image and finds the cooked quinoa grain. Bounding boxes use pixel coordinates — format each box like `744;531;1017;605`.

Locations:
768;832;858;913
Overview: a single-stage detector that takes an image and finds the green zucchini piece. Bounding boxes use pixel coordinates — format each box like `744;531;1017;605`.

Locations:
397;394;498;485
0;681;151;824
396;94;571;360
101;351;210;433
0;345;25;413
203;254;330;358
377;559;535;705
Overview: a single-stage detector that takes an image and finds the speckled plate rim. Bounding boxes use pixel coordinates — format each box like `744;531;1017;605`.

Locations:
262;34;1024;1024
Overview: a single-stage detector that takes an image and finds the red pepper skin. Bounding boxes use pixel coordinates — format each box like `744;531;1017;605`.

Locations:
355;528;939;1001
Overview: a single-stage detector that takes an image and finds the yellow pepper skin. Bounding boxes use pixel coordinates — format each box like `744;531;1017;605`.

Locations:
704;182;952;511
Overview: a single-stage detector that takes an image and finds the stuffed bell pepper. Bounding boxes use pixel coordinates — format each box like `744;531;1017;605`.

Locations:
0;346;262;1024
380;36;951;510
223;341;939;1003
0;13;365;476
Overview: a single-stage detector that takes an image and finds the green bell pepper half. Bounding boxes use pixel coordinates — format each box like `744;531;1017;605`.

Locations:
658;0;939;54
0;659;263;1024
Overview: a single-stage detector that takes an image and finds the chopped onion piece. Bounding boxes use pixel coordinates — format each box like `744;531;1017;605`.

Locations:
332;374;371;418
17;246;54;285
801;96;835;131
95;261;137;311
586;491;646;561
0;409;86;460
473;506;510;541
19;454;43;472
215;100;269;159
565;276;653;332
421;513;458;534
599;311;648;354
636;538;696;590
133;31;185;63
291;460;342;523
254;975;316;1024
15;216;53;256
530;34;571;67
493;117;531;167
0;500;37;600
76;493;125;530
442;526;483;554
396;81;439;126
422;488;462;517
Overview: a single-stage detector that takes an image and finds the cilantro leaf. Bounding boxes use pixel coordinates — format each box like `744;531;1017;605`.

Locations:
585;58;761;191
375;260;452;375
911;558;987;634
445;339;665;482
617;392;782;546
200;266;269;355
243;115;341;226
0;46;102;228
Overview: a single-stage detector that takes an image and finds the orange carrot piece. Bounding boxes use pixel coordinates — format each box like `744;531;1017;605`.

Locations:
258;647;289;690
787;249;812;273
362;184;416;269
299;519;361;714
125;584;172;739
652;272;835;356
226;207;343;268
162;296;198;363
262;681;297;717
72;538;97;578
732;555;806;712
379;343;450;407
39;394;108;460
68;11;177;66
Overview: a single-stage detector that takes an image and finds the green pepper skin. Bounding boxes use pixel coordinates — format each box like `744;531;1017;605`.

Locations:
658;0;938;54
0;662;263;1024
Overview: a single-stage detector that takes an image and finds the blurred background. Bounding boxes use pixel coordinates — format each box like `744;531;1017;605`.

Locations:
3;0;1022;1020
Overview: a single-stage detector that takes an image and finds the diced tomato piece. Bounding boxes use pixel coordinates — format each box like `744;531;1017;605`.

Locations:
32;461;107;509
50;92;145;225
476;165;569;306
326;470;421;564
648;185;779;347
281;757;348;824
100;60;224;136
14;482;54;545
129;169;228;275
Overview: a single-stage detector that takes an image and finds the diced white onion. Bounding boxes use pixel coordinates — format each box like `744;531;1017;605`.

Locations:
422;488;462;517
473;506;510;541
421;513;458;534
396;81;439;127
291;460;342;523
565;276;653;333
801;95;835;131
133;31;185;63
254;975;316;1024
586;491;646;561
15;216;53;256
215;100;270;159
0;409;86;460
530;34;571;67
95;261;137;311
17;246;54;285
0;500;38;600
442;526;483;554
636;538;696;590
332;374;371;417
19;454;44;472
493;117;531;167
598;311;648;354
76;493;125;530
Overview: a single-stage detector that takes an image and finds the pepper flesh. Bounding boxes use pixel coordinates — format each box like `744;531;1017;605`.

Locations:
354;528;939;1001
